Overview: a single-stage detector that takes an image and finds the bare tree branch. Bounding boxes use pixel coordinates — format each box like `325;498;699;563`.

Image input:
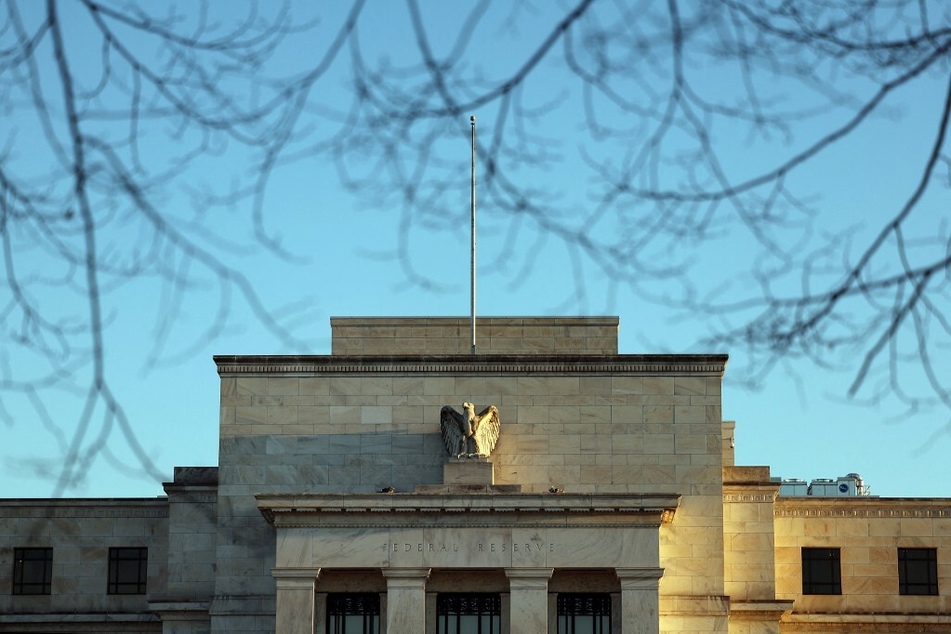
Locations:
3;0;951;493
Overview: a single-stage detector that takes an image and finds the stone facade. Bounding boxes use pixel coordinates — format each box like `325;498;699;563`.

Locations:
1;317;949;633
329;316;620;355
0;498;169;632
215;317;726;633
774;496;951;632
722;459;951;634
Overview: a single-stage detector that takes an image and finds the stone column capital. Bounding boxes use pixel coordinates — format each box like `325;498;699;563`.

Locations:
382;568;431;586
615;567;664;590
272;567;320;590
504;567;555;583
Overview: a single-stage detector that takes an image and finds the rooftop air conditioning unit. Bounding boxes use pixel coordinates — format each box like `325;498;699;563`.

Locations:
808;479;838;496
779;479;808;497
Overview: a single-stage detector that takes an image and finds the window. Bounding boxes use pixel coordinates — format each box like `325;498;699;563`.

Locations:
12;548;52;595
802;547;841;595
557;593;612;634
327;593;380;634
108;547;148;595
436;593;501;634
899;548;938;595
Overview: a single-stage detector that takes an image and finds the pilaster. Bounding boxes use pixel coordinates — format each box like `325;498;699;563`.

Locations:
616;568;664;634
273;568;318;634
383;568;431;633
505;568;554;633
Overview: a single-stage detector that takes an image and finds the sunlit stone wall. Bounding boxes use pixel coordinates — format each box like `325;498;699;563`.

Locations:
213;317;728;633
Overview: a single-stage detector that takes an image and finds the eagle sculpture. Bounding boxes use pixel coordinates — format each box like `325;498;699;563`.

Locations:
440;402;501;458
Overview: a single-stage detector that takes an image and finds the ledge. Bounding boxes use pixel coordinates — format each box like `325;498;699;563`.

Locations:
729;599;794;620
0;613;160;623
659;595;730;616
784;612;951;625
147;599;211;616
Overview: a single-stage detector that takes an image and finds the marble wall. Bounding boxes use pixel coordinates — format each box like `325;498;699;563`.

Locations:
0;499;169;618
774;497;951;616
211;317;729;633
330;316;620;355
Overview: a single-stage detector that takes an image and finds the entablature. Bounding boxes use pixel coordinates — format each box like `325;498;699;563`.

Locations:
256;492;680;528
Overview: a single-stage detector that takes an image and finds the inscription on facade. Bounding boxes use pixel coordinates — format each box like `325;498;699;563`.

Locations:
0;507;168;518
383;542;556;553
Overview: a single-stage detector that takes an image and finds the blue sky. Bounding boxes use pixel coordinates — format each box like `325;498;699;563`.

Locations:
1;1;949;498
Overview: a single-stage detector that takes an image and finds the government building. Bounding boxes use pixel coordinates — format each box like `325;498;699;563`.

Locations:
1;317;949;633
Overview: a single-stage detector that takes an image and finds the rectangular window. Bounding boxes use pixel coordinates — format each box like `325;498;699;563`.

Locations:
108;547;148;595
12;548;52;595
327;593;380;634
899;548;938;595
436;593;501;634
802;547;841;595
557;593;612;634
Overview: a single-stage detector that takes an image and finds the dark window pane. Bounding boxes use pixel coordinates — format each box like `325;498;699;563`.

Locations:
108;547;148;595
327;593;380;634
12;548;53;595
899;548;938;596
558;593;612;634
437;593;500;634
801;547;841;595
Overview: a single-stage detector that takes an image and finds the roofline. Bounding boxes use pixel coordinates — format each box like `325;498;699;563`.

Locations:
215;353;729;376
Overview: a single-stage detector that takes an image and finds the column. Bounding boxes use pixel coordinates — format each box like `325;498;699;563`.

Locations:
505;568;554;633
615;568;664;634
383;568;431;633
273;568;319;634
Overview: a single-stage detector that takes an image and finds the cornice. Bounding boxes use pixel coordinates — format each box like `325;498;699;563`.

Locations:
774;497;951;518
256;492;680;528
215;354;728;376
0;498;168;518
724;492;777;504
0;614;161;624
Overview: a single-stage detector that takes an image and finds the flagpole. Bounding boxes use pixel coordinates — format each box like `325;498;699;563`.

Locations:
470;115;477;355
